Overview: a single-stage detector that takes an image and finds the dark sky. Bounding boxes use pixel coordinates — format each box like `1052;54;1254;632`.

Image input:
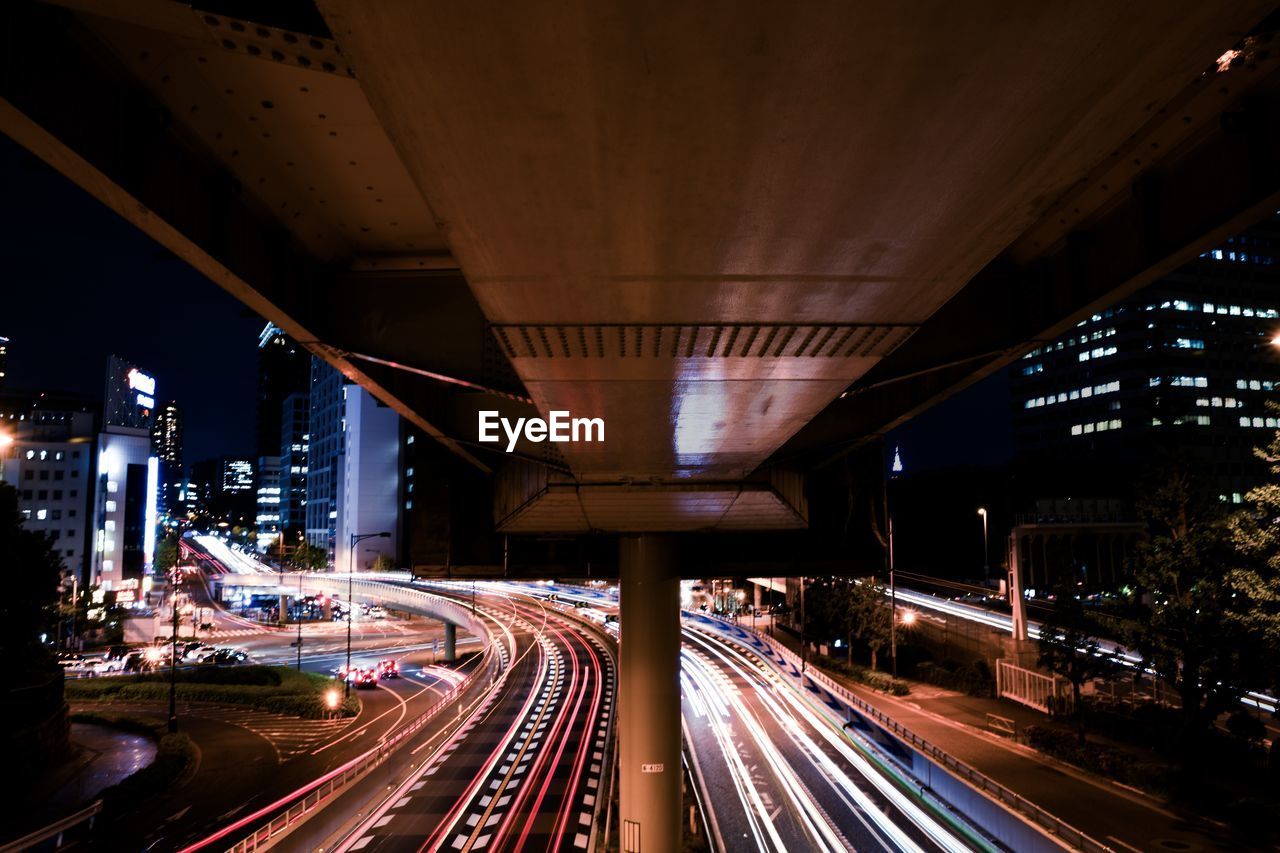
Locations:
0;136;263;465
884;369;1013;474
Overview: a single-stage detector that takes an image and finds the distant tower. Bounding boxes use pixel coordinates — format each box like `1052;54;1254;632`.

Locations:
0;335;9;387
891;446;904;477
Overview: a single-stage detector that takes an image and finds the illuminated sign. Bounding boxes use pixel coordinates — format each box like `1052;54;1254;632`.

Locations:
116;589;136;603
127;368;156;396
118;578;139;590
136;393;155;409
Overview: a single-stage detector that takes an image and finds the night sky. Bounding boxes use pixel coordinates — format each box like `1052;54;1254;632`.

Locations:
0;134;1010;475
1;136;263;466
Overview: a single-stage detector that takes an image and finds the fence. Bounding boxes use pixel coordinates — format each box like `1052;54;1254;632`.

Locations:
996;659;1072;715
0;800;102;852
688;612;1111;853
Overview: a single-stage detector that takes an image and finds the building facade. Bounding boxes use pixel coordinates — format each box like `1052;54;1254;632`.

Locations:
305;357;346;559
278;391;309;533
2;411;96;584
92;356;160;599
1012;216;1280;507
151;400;183;518
335;386;400;571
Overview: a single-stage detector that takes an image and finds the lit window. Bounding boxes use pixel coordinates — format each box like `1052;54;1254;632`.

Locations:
105;500;116;512
24;450;33;460
39;450;47;460
107;481;118;493
36;509;47;520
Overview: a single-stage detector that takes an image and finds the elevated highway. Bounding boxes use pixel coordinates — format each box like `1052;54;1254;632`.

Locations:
7;3;1280;847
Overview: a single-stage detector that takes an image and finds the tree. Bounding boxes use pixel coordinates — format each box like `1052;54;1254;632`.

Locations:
1038;583;1117;742
1227;408;1280;698
290;542;330;571
849;578;892;671
0;484;65;671
371;553;396;572
153;531;179;574
803;577;892;669
804;577;856;658
1127;466;1261;773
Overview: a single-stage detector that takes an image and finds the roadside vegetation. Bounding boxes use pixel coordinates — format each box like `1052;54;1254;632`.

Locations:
65;665;360;718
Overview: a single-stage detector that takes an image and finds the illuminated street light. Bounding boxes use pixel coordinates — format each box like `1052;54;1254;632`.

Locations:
1271;333;1280;347
977;507;990;583
0;431;12;482
901;609;918;627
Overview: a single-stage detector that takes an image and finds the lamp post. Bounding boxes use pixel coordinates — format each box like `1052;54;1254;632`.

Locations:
978;507;990;584
169;564;181;733
0;431;12;482
345;531;390;695
296;569;304;671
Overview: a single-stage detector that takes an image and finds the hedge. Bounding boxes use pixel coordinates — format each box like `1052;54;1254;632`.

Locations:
1024;725;1169;793
66;665;358;719
815;655;911;696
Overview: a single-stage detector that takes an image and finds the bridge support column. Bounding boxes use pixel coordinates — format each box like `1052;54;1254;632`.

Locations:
618;535;681;853
278;594;289;625
443;622;457;662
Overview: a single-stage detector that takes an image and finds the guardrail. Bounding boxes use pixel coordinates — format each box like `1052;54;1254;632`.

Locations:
0;800;102;852
179;587;502;853
690;613;1111;853
180;648;499;853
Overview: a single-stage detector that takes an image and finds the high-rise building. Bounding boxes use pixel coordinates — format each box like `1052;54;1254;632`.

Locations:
305;358;347;560
220;457;256;525
151;400;183;517
256;323;311;459
335;386;401;571
0;335;8;388
255;455;282;539
93;357;159;599
278;391;309;533
1011;215;1280;507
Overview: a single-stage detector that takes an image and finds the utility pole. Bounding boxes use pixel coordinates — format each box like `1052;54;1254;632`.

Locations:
169;565;180;733
296;569;304;670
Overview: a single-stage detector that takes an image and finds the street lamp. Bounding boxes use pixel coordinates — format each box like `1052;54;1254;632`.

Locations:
977;507;990;583
345;531;390;695
0;431;12;482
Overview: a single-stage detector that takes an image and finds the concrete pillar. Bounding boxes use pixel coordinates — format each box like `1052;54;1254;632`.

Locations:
443;622;457;662
278;594;289;624
618;535;681;853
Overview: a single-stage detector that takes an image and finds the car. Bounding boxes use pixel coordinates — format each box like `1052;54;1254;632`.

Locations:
181;641;203;658
354;668;379;689
190;645;219;662
368;606;387;619
377;659;399;679
208;649;248;665
93;657;126;675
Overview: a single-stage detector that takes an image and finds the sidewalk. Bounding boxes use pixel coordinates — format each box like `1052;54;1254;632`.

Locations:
766;629;1228;852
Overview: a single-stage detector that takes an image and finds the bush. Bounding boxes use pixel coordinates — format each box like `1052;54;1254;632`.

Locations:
1024;725;1169;794
66;666;358;718
912;660;995;696
816;655;910;696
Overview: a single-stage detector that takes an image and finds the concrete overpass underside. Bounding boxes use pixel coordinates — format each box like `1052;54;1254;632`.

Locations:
4;0;1280;565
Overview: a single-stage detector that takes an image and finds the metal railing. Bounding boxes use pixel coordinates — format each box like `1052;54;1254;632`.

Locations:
690;613;1112;853
180;621;502;852
0;800;102;852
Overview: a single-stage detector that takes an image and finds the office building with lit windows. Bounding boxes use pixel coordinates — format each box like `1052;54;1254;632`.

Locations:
278;391;309;533
305;358;346;559
1;411;96;585
1012;216;1280;505
151;400;183;517
335;385;400;571
93;356;160;599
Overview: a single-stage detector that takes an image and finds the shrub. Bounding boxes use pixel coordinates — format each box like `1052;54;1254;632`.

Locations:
816;655;910;696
